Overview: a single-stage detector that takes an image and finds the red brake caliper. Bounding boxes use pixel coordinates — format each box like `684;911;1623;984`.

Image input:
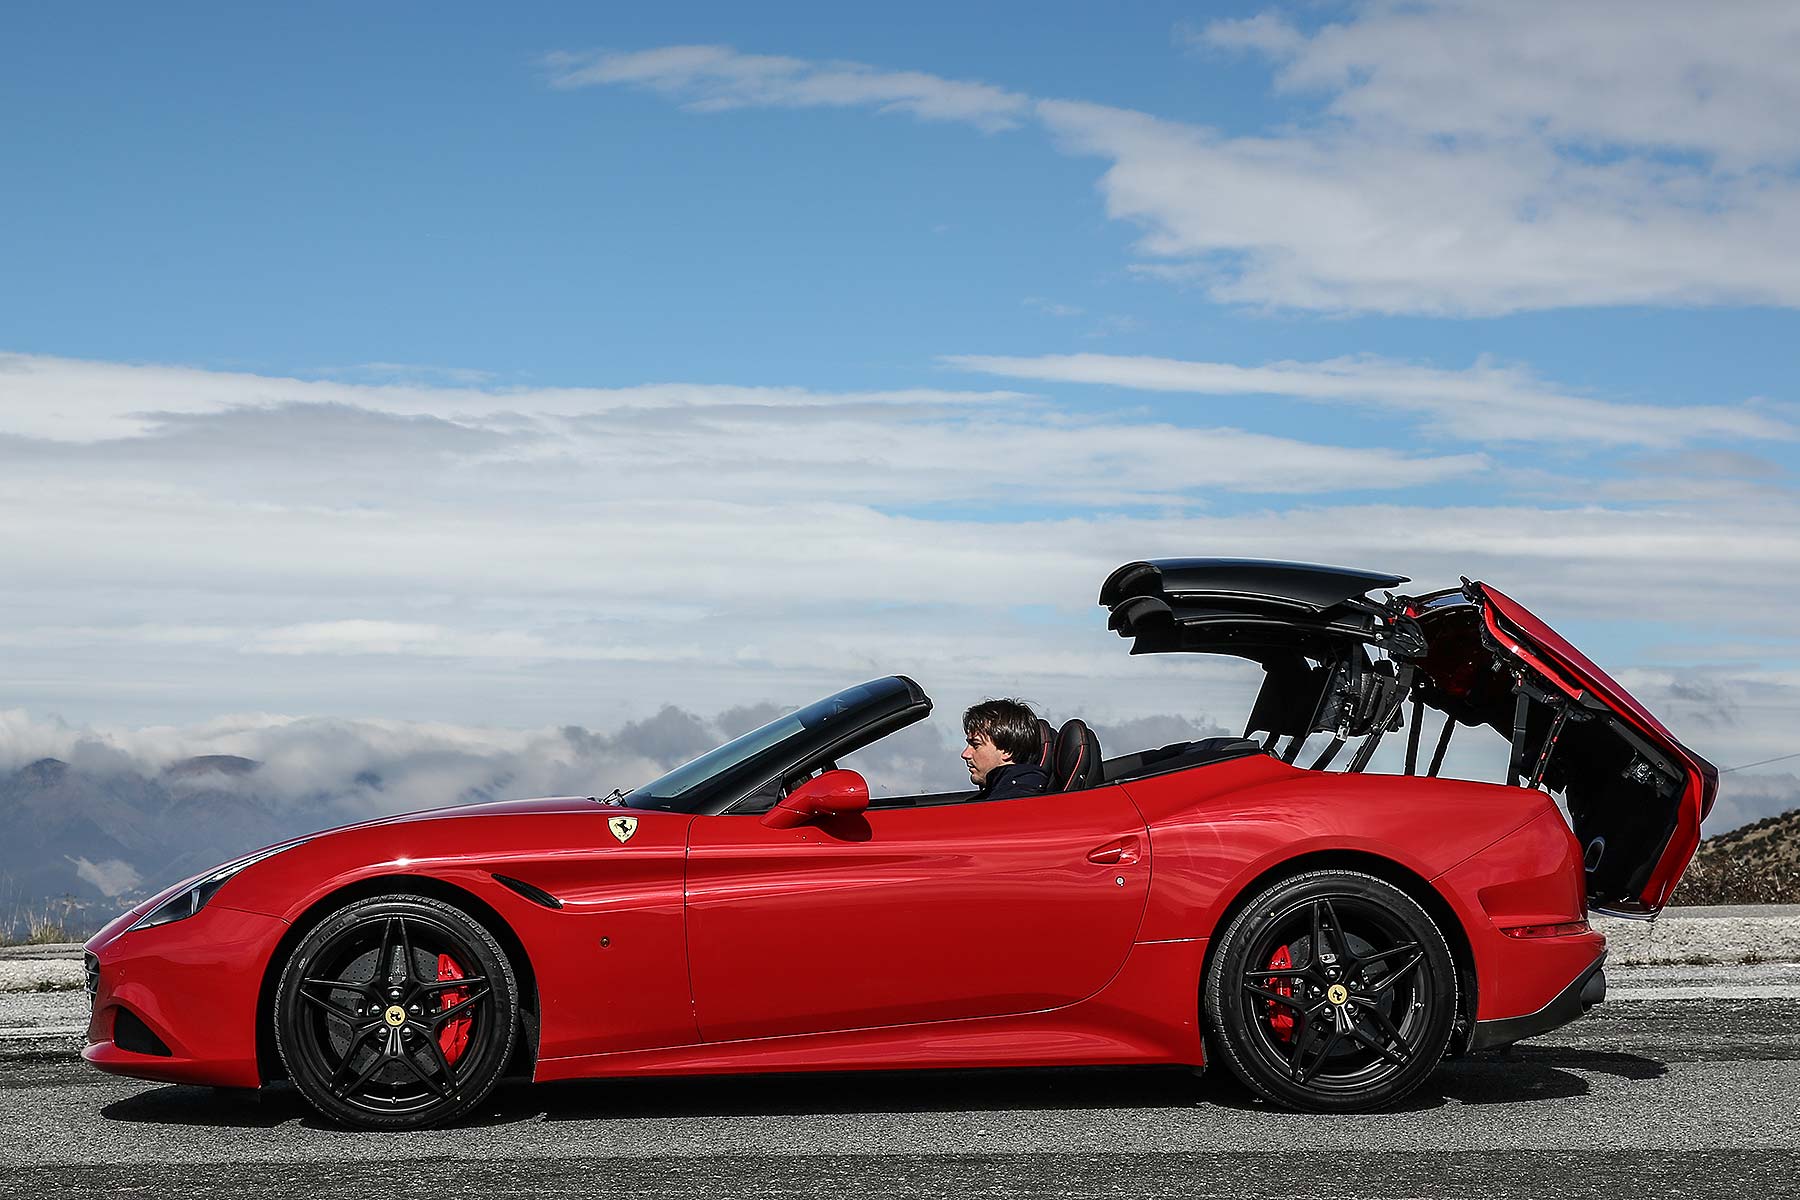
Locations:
1265;945;1296;1042
437;953;471;1064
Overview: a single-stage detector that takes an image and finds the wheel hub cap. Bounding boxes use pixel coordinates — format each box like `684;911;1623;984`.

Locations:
1326;983;1348;1005
383;1005;407;1028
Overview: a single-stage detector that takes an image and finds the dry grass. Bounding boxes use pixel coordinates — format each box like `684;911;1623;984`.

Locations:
0;895;84;947
1673;805;1800;906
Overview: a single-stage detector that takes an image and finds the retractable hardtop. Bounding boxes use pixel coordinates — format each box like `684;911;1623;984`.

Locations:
1100;558;1717;916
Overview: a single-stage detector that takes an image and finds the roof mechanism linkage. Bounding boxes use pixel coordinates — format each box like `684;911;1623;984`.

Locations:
1527;704;1572;790
1506;676;1589;791
1403;694;1425;776
1426;712;1455;778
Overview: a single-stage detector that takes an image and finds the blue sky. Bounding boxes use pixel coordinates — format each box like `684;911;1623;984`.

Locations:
3;1;1798;827
4;1;1792;403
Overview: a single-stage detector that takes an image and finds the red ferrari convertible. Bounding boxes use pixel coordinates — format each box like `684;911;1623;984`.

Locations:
82;559;1716;1126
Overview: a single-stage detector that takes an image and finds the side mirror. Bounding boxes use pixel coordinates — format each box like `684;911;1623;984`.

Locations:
761;768;870;829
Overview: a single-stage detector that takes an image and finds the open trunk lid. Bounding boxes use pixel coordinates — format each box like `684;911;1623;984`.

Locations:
1416;582;1718;917
1099;559;1718;917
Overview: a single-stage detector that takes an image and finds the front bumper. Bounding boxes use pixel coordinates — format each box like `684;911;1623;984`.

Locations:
1469;951;1607;1051
82;903;289;1089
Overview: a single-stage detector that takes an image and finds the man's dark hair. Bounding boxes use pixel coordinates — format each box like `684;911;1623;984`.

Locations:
963;698;1042;764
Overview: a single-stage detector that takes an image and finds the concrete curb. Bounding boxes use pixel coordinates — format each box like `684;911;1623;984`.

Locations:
0;942;85;992
0;943;83;959
0;959;83;992
1594;908;1800;966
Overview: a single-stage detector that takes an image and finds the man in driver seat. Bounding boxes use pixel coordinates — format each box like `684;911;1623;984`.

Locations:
962;698;1051;800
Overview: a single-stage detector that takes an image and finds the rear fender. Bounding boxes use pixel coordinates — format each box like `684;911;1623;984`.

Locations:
1125;761;1548;943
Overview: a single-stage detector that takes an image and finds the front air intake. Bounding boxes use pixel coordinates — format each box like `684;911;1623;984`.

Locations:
112;1007;172;1057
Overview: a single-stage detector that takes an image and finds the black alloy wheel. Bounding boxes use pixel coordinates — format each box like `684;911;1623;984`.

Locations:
275;894;519;1129
1203;869;1458;1112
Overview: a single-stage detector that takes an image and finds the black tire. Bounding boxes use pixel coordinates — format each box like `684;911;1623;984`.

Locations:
275;894;519;1129
1203;869;1458;1112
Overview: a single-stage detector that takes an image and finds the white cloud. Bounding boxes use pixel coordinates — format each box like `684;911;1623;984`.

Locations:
1034;96;1800;316
1023;297;1085;318
944;352;1792;448
0;350;1025;443
70;857;142;897
544;44;1031;132
1204;1;1800;169
1189;13;1305;59
245;620;704;663
0;351;1482;501
1108;2;1800;312
556;28;1800;313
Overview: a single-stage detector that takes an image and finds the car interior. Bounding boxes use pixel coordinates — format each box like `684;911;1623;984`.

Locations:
768;718;1266;813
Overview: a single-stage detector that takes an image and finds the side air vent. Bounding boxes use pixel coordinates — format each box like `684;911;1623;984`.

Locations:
493;874;564;910
113;1007;172;1057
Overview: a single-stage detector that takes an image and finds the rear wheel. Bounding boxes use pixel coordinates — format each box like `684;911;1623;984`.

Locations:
275;894;518;1129
1203;869;1457;1111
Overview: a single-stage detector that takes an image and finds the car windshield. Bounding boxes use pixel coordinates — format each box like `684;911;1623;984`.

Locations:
625;678;912;808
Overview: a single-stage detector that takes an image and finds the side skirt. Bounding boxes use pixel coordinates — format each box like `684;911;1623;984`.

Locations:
534;938;1208;1083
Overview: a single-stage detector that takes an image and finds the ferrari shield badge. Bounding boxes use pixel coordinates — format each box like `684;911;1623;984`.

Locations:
608;815;639;844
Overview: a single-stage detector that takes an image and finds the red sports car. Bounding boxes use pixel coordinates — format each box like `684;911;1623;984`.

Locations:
82;559;1716;1126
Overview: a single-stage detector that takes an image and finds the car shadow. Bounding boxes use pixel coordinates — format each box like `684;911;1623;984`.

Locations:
102;1083;308;1128
514;1044;1662;1123
1399;1045;1666;1110
97;1046;1668;1128
501;1065;1206;1125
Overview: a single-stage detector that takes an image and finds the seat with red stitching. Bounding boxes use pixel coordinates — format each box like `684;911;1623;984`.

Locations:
1051;719;1103;792
1035;719;1055;770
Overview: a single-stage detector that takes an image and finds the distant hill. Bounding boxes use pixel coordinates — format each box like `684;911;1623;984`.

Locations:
0;755;376;941
1673;806;1800;906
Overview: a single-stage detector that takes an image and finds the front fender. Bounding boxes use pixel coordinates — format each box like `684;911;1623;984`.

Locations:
219;807;700;1064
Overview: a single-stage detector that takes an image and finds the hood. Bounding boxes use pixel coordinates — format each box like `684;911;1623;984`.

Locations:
316;795;605;837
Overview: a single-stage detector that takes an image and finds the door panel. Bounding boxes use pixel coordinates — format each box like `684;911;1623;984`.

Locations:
685;786;1149;1042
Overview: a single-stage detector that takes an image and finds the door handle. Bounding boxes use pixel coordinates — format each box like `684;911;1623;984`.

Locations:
1087;837;1141;866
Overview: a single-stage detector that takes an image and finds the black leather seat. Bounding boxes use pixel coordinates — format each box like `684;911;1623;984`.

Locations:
1034;718;1055;770
1052;719;1103;792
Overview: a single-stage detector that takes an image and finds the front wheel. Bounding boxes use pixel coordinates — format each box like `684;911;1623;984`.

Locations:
1203;869;1458;1111
274;894;519;1129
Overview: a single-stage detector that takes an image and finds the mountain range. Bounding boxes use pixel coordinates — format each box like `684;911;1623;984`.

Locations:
0;755;382;940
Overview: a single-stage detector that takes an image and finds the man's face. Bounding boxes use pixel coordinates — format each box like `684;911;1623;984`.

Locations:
962;730;1012;786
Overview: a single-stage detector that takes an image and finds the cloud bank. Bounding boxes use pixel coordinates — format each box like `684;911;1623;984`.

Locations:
2;350;1795;779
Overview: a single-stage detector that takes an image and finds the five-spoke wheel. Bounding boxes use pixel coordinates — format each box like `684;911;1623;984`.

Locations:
1203;869;1458;1111
275;894;518;1129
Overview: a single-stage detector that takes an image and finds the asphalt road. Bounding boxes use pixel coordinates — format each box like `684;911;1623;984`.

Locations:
2;964;1798;1199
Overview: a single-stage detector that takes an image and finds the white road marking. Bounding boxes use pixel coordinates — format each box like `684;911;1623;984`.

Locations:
1609;984;1795;1001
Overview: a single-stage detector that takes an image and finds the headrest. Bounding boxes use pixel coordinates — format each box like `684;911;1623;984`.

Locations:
1053;719;1104;792
1035;719;1055;769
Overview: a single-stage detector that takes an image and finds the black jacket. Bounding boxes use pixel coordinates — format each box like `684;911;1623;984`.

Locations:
976;761;1052;801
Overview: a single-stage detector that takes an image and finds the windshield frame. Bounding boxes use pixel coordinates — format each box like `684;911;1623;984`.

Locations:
624;676;930;815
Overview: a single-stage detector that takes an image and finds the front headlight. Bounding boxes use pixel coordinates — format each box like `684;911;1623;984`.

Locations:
127;840;307;932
